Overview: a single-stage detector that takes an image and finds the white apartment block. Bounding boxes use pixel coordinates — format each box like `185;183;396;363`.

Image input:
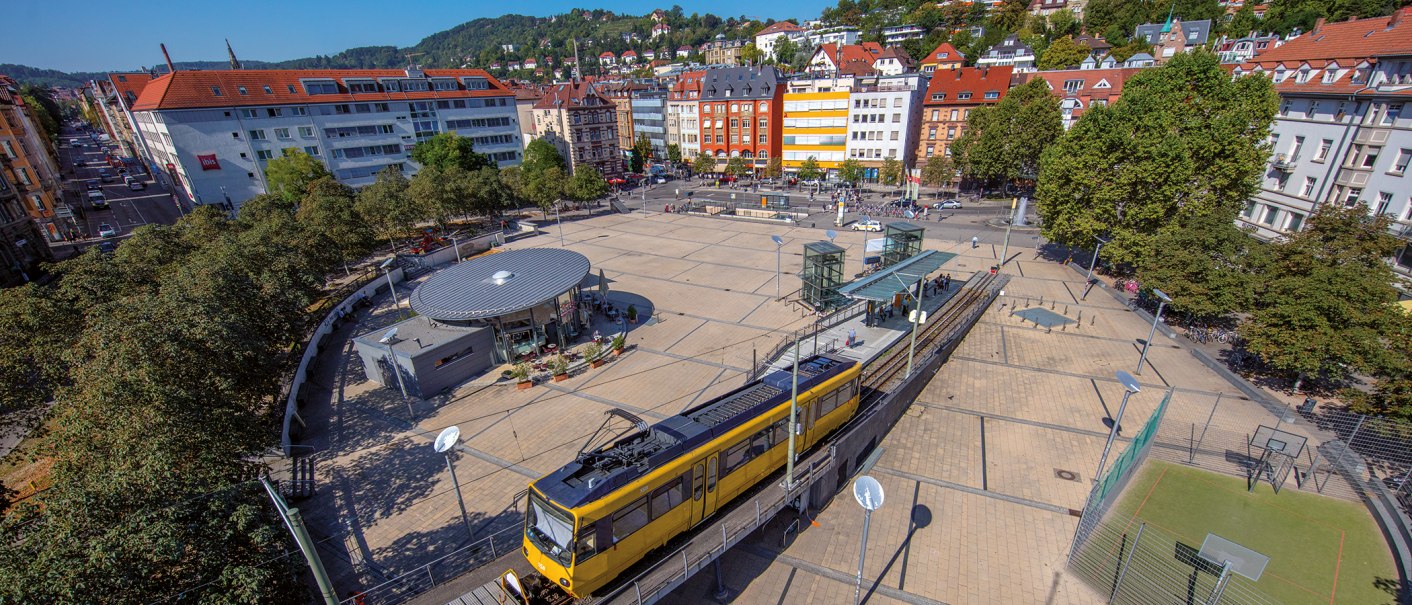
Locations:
127;68;521;211
846;73;925;174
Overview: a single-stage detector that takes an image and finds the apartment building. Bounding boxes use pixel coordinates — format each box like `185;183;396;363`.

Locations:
920;42;965;75
1233;9;1412;279
916;67;1014;178
702;38;749;66
126;68;522;211
846;73;926;178
667;70;705;160
976;35;1037;73
698;66;784;174
530;81;623;178
0;166;49;287
1018;67;1143;129
782;75;855;176
598;80;643;160
0;77;64;242
754;21;806;61
631;88;668;160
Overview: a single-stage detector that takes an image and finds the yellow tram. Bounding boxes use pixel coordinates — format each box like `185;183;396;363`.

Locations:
522;354;862;597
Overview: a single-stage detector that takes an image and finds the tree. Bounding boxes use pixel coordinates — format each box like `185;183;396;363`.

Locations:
879;157;902;189
410;132;492;172
1035;51;1279;269
264;151;331;204
764;156;783;178
567;165;609;201
991;0;1030;33
525;166;565;217
724;156;749;177
838;159;865;185
355;166;418;254
1047;8;1080;39
630;133;651;173
952;78;1063;186
522;138;567;176
1225;4;1261;39
666;143;682;164
1242;205;1405;392
409;165;477;227
297;177;372;274
1352;313;1412;419
692;152;717;175
1108;39;1153;63
773;36;800;65
1136;211;1264;320
1037;35;1091;70
740;43;765;65
920;155;955;197
797;156;824;182
466;166;513;216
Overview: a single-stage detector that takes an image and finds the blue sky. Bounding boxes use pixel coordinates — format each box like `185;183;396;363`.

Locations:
3;0;816;73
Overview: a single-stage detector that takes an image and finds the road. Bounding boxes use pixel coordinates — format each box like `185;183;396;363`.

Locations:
54;124;187;255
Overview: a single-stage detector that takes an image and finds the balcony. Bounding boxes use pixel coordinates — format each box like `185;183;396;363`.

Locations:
1272;154;1297;172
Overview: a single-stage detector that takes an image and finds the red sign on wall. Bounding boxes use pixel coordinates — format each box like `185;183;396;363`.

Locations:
197;154;220;170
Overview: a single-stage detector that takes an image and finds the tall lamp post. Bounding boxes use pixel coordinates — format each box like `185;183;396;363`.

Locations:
380;257;404;317
433;426;475;541
997;197;1017;269
771;235;784;299
554;199;565;247
891;272;925;378
1081;235;1110;301
446;229;464;264
1135;288;1172;376
1096;371;1142;481
379;328;414;419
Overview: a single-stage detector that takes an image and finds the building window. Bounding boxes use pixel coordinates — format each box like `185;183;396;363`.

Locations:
1343;187;1363;206
1289;136;1304;161
1376;192;1393;216
1315;139;1332;162
275;128;291;139
305;146;320;156
925;145;934;156
211;86;223;96
1063;79;1083;93
1261;205;1279;225
1384;103;1403;125
239;109;258;119
928;128;936;139
256;150;274;160
299;126;314;138
249;130;267;140
237;86;248;95
1300;177;1316;197
266;108;283;118
1362;147;1380;169
1393;148;1410;174
1286;212;1304;232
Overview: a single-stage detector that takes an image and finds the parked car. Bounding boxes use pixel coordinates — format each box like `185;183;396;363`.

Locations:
87;191;108;209
935;199;963;209
85;180;101;191
851;219;883;232
886;198;917;209
98;223;116;238
96;241;117;254
98;170;114;183
125;176;145;191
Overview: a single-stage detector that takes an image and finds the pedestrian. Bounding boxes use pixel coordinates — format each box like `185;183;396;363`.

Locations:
848;328;856;348
971;236;979;249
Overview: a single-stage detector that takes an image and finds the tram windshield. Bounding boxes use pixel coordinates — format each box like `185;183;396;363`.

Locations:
526;491;575;566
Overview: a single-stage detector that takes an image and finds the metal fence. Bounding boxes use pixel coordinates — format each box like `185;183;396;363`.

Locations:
338;522;522;605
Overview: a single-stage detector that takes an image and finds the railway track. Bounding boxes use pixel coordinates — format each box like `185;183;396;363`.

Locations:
860;271;1000;395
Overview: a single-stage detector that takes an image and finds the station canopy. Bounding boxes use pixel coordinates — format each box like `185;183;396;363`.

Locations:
837;250;956;302
409;248;591;321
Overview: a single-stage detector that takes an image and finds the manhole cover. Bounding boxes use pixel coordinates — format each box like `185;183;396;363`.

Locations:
1055;468;1081;482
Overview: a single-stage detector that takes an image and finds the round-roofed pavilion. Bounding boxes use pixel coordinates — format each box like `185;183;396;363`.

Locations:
353;249;594;397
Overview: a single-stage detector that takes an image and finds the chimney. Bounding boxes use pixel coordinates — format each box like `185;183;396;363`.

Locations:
1312;17;1326;35
160;43;176;75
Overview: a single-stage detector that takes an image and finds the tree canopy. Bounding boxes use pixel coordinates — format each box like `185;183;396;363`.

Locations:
264;151;332;204
797;157;824;182
410;132;493;172
692;152;717;175
952;78;1063;186
567;165;609;201
1037;35;1091;70
1035;51;1278;268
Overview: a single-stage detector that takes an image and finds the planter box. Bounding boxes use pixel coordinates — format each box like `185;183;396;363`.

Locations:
553;373;569;382
517;381;533;390
590;359;605;369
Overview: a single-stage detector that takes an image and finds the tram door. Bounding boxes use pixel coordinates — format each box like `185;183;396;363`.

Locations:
691;455;720;524
702;454;720;518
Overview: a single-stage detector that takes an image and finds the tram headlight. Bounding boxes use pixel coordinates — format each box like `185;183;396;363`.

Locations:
559;577;570;588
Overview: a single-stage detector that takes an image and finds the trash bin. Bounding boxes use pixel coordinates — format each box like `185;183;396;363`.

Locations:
1298;397;1317;416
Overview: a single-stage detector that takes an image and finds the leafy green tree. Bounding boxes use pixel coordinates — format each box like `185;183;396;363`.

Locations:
19;85;61;144
1046;8;1081;39
920;154;955;197
525;166;565;218
724;156;749;177
1037;35;1092;70
797;156;824;182
1137;211;1264;320
522;138;567;176
952;78;1062;186
1243;205;1405;392
693;152;717;175
1035;51;1278;268
410;132;492;172
409;165;474;227
467;166;512;216
355;166;419;254
990;0;1030;33
666;143;682;164
1108;39;1153;63
264;151;331;204
741;43;765;65
630;133;651;173
773;36;800;65
1225;4;1261;38
297;177;373;274
879;157;902;189
567;165;609;201
1351;313;1412;420
838;159;865;185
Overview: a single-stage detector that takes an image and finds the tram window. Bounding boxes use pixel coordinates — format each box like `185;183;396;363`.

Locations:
770;419;787;446
651;478;684;519
612;497;650;542
707;457;717;491
693;465;704;500
723;442;748;474
749;431;769;458
575;523;599;562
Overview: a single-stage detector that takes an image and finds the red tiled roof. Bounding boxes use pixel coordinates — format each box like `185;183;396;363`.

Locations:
922;66;1015;106
757;21;803;36
108;72;153;108
130;69;510;111
533;81;615;110
1244;8;1412;64
923;42;964;63
1019;68;1142;118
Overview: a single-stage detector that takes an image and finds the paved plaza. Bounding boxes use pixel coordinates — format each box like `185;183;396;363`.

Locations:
290;205;1381;604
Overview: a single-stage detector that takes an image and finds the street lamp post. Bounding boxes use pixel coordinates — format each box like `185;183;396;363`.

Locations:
1081;235;1110;301
998;197;1017;269
1096;371;1142;481
433;426;475;541
555;200;565;248
378;328;414;419
380;257;403;317
891;273;925;378
771;235;784;299
1135;288;1172;376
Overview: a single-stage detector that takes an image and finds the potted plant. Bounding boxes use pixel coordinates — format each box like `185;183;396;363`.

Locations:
611;333;626;356
626;304;639;324
549;355;570;382
584;342;606;368
510;363;532;390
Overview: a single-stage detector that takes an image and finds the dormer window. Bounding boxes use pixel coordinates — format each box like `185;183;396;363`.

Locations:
211;86;223;96
1322;71;1336;84
346;80;379;94
303;80;339;95
237;86;248;95
263;85;273;94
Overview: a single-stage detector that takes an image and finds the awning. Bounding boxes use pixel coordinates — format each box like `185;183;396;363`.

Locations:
837;250;957;302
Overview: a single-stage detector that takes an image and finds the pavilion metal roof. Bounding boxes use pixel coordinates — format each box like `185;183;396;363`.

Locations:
837;250;956;302
409;249;591;321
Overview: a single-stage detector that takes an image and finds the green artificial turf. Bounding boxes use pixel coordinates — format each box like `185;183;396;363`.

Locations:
1105;460;1399;605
